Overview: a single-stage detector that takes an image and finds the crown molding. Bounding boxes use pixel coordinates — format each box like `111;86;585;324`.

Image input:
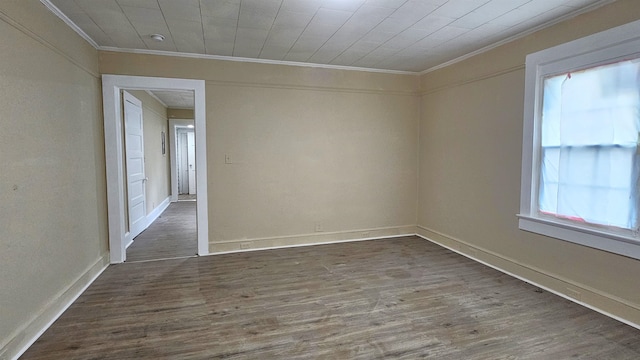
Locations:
40;0;99;49
42;0;616;77
98;47;419;75
419;0;617;75
144;90;169;108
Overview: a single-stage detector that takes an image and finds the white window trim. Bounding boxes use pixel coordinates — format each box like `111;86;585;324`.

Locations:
519;19;640;260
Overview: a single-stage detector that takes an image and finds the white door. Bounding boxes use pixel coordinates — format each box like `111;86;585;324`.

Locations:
187;130;196;194
123;91;147;240
177;131;189;194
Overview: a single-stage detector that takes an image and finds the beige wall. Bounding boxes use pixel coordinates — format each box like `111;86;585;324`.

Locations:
0;1;107;358
168;108;194;119
127;90;171;214
100;52;420;251
6;1;640;358
418;0;640;324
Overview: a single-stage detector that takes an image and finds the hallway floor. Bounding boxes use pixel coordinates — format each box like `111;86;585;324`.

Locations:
126;201;197;262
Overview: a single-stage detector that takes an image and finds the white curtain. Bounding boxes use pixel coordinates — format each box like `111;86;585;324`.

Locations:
539;59;640;230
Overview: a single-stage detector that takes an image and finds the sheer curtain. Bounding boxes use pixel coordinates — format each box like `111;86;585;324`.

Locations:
539;60;640;230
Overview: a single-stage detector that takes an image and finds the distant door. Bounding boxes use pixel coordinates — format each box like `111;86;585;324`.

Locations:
123;91;146;239
187;130;196;194
177;131;189;194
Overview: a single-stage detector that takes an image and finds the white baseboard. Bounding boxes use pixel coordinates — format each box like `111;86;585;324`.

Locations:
2;254;109;360
7;225;640;360
415;225;640;330
209;225;417;254
146;196;171;229
126;196;171;249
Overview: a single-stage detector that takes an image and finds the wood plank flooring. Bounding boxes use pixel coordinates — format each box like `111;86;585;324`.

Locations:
126;201;197;262
21;237;640;359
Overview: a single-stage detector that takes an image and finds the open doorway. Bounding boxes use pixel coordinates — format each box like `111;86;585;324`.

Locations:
124;89;198;262
170;120;197;202
177;128;196;200
102;75;208;264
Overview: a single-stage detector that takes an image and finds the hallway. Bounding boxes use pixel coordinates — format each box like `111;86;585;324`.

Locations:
126;201;197;262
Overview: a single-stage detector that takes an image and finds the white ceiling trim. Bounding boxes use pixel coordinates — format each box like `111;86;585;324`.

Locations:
145;90;168;108
167;107;196;110
40;0;99;49
98;47;418;76
420;0;617;75
42;0;415;75
41;0;616;77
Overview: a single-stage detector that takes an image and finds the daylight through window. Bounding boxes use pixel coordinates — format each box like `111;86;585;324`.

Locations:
519;19;640;259
539;60;640;232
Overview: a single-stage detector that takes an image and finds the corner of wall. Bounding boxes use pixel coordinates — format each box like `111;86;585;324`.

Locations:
415;226;640;330
2;254;109;360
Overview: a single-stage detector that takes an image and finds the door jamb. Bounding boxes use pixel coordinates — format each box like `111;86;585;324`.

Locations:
102;75;208;263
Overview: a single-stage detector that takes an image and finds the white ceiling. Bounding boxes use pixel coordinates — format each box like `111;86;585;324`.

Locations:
147;89;194;109
46;0;611;73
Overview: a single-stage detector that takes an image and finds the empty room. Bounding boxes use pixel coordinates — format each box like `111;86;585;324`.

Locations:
2;0;640;359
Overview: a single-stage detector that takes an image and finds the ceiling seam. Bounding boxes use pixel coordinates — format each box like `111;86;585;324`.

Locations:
71;0;118;48
114;0;148;50
282;3;322;62
257;0;285;59
156;0;178;53
232;0;242;57
42;0;616;74
366;0;490;70
419;0;618;75
325;0;411;67
304;1;368;64
199;0;206;54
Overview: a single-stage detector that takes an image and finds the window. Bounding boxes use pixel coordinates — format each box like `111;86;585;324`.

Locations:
519;19;640;260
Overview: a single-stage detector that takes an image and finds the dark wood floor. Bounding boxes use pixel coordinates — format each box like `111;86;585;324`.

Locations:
21;237;640;359
126;201;197;262
178;194;197;201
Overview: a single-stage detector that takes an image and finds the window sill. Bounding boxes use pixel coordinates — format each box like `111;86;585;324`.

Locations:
517;214;640;260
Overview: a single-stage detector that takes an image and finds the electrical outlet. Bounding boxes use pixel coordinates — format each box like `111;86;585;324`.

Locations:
315;222;323;232
225;154;232;164
240;242;251;250
362;231;370;238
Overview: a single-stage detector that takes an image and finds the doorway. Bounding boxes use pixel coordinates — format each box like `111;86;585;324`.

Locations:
102;75;208;264
169;119;196;203
176;127;196;197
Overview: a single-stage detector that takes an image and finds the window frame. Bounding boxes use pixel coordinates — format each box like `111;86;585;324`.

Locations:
519;19;640;260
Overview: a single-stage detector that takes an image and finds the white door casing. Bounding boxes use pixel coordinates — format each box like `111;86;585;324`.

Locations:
123;91;147;242
103;76;208;263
